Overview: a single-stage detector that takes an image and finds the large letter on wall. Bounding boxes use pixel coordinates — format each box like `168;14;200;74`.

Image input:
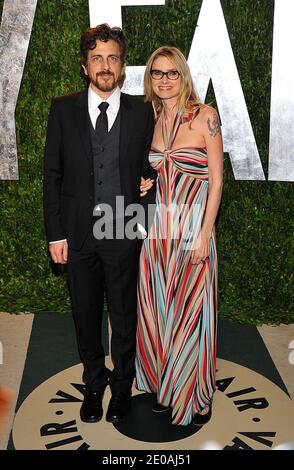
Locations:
88;0;165;96
268;0;294;181
89;0;165;28
188;0;265;180
0;0;37;180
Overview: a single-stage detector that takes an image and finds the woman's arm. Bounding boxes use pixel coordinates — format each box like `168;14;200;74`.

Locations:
191;107;223;265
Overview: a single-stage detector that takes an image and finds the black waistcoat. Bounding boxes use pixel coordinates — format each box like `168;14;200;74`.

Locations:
90;110;121;211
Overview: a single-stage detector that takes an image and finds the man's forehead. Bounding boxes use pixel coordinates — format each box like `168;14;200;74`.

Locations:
89;40;120;55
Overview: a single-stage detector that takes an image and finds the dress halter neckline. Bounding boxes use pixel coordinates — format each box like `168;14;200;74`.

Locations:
161;110;195;151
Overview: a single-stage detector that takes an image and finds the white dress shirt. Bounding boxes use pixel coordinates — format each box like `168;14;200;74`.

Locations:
88;84;121;131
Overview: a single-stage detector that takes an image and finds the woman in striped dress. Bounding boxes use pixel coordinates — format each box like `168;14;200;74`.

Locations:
136;46;223;426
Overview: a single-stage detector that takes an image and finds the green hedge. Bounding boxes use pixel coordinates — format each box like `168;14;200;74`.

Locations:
0;0;293;324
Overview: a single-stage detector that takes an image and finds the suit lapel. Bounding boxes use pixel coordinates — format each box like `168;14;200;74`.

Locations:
119;93;133;167
74;90;92;164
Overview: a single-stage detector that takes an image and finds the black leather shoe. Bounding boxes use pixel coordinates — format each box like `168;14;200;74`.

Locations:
80;391;104;423
152;398;170;413
106;392;131;423
192;404;212;426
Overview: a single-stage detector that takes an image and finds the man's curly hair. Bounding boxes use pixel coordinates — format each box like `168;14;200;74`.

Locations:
80;23;127;66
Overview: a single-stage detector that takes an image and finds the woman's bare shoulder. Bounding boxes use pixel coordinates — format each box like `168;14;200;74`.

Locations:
197;104;219;120
195;106;221;137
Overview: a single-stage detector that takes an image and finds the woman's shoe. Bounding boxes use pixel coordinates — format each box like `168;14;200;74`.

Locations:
192;404;212;426
152;398;170;413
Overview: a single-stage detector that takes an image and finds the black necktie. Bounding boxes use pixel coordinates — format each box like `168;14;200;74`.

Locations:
95;102;109;142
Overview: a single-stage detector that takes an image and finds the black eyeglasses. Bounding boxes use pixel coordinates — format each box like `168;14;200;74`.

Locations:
150;69;180;80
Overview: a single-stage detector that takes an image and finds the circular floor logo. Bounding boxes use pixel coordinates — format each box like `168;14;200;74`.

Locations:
12;359;294;450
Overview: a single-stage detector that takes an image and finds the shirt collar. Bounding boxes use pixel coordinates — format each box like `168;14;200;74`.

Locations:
88;85;121;111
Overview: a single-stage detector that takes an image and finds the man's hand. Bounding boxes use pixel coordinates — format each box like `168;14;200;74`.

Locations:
140;177;154;197
49;240;68;264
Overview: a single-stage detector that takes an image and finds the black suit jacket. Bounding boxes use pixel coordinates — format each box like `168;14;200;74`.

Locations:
43;90;157;250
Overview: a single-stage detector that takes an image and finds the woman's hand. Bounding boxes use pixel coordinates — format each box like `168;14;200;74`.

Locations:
190;232;210;265
140;177;154;197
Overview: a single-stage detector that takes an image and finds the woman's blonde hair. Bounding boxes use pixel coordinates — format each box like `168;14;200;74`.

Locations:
144;46;203;121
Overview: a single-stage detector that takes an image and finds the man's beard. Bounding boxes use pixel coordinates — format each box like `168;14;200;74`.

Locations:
93;72;119;92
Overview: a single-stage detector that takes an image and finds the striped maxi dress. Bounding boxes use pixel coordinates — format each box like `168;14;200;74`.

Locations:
135;111;218;426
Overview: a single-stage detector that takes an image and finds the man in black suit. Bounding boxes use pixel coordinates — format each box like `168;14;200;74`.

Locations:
43;24;156;423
